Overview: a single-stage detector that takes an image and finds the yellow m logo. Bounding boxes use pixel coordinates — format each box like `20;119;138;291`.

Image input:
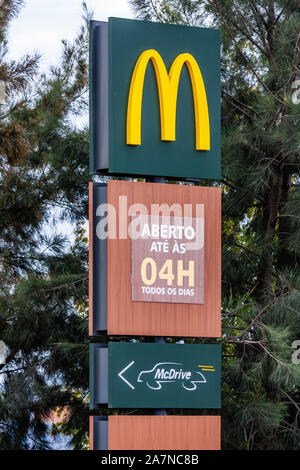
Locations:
127;49;210;151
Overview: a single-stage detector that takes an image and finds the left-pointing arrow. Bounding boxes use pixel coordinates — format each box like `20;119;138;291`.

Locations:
118;361;135;389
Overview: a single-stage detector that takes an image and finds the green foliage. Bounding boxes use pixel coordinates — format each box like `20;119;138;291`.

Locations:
1;0;300;451
0;1;90;449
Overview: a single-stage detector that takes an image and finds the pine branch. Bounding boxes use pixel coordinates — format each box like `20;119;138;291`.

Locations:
222;90;255;120
279;388;300;414
149;0;164;22
228;291;293;342
222;89;261;119
247;0;270;52
222;178;264;203
40;276;88;293
275;0;293;24
208;0;286;105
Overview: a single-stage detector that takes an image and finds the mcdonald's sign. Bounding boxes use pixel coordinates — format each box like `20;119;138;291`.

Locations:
90;17;220;180
127;49;210;151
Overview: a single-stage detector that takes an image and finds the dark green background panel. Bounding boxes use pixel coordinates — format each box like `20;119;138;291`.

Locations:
91;18;220;180
109;18;220;179
108;342;221;409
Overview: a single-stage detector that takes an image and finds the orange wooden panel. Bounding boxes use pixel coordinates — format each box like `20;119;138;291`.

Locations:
107;180;221;337
89;415;94;451
108;415;221;450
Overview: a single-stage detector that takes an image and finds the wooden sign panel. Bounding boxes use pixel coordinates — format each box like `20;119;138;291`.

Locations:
107;180;221;337
108;416;221;450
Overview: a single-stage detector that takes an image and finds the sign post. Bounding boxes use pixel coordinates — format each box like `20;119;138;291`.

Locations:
89;16;222;451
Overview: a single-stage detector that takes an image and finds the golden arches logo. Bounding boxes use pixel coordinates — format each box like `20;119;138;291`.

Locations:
126;49;210;151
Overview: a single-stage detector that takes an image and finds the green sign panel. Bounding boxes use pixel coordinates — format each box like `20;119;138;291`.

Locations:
108;342;221;409
90;17;220;180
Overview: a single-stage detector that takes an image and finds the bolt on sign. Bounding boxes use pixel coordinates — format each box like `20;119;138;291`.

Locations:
90;343;221;409
90;17;220;180
89;180;221;337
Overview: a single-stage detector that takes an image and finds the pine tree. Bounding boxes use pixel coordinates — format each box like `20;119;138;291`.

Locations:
130;0;300;450
0;1;90;449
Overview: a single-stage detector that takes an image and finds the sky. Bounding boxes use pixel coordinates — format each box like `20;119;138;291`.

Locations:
7;0;134;69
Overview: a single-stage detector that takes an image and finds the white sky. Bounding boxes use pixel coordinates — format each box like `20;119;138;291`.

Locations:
7;0;134;69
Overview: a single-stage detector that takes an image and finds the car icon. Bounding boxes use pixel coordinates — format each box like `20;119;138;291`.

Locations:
137;362;207;391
